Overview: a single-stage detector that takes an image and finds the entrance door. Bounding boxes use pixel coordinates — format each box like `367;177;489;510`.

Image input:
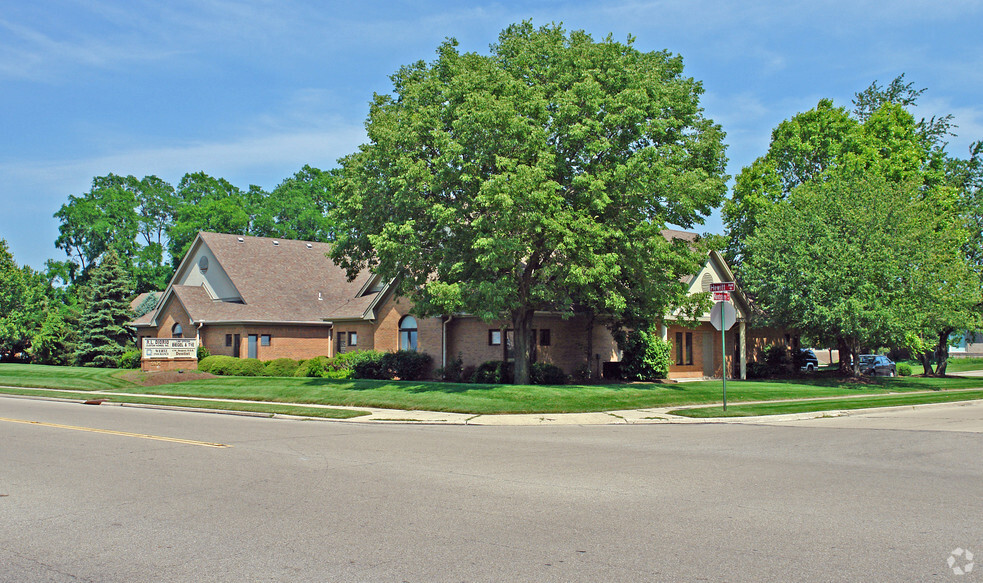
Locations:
248;334;258;359
703;332;715;378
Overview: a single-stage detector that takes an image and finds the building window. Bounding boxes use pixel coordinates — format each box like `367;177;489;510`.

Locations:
261;334;271;347
337;331;348;354
348;331;357;347
675;332;693;366
539;329;551;346
489;330;502;346
399;316;418;351
225;334;233;347
172;323;183;338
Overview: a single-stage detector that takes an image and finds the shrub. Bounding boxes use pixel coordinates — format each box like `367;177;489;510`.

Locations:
197;345;210;361
460;365;477;383
234;359;267;377
897;362;913;376
350;351;389;379
198;355;266;376
264;358;299;377
530;362;566;385
330;350;382;375
760;344;791;377
294;356;330;377
615;327;671;381
383;350;433;381
118;349;142;369
437;353;464;382
198;355;237;375
471;360;513;384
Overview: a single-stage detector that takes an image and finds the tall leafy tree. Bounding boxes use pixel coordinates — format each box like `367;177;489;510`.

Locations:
167;172;259;266
54;174;175;291
0;240;31;360
743;171;980;374
253;166;340;242
332;22;727;384
74;252;134;367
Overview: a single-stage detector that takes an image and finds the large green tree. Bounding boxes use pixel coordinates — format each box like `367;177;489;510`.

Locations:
54;174;175;291
74;252;134;367
332;22;727;384
0;240;78;363
743;171;980;374
252;166;340;242
167;172;260;266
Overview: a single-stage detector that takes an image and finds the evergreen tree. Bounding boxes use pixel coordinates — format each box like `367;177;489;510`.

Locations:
75;252;134;367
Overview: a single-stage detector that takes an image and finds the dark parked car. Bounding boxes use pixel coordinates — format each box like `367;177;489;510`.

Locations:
859;354;897;376
798;348;819;372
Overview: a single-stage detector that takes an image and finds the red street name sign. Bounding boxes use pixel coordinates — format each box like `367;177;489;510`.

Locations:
712;291;730;302
710;282;736;292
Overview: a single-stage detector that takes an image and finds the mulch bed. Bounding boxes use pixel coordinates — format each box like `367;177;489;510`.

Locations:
118;370;216;387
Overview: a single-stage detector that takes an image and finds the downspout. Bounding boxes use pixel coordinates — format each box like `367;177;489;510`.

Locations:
442;315;454;368
195;322;205;358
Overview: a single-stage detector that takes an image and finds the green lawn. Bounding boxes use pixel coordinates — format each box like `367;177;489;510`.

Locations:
671;389;983;418
0;386;368;419
2;363;982;416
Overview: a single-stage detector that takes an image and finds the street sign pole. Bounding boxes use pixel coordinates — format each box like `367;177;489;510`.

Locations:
721;324;727;411
709;294;736;413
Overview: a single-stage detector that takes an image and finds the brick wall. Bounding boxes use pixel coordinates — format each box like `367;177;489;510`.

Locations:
372;294;443;358
200;324;331;361
445;314;619;375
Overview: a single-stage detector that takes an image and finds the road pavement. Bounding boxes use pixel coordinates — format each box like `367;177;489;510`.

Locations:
2;396;982;581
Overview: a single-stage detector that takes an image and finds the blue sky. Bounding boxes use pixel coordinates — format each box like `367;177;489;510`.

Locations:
2;0;981;269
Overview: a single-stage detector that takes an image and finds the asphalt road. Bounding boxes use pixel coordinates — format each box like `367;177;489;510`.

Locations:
2;397;981;582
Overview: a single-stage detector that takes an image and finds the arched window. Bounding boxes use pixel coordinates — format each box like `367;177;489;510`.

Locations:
399;316;418;351
172;323;183;338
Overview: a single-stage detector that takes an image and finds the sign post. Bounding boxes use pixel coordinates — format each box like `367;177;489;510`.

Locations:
709;291;737;411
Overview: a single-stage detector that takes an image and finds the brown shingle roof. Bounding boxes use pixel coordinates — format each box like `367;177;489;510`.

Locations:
197;232;378;322
136;232;380;326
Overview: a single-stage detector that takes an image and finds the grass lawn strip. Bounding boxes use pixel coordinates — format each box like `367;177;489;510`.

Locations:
669;389;983;418
0;387;369;419
3;363;983;415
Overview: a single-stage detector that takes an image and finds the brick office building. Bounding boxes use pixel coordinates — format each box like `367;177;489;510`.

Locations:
132;231;772;380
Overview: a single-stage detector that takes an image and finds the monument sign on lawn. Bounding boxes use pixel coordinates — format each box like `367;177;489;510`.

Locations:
141;338;198;372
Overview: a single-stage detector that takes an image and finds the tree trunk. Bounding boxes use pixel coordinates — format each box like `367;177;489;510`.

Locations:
512;308;535;385
918;351;933;376
935;328;954;376
837;337;851;374
585;311;595;381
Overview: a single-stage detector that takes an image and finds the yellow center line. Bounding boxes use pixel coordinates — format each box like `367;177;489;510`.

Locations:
0;417;231;448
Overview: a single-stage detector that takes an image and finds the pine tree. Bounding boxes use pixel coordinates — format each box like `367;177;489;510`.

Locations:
75;252;133;367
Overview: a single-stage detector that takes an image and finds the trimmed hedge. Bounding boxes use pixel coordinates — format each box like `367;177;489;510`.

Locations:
198;355;266;376
264;358;299;377
198;355;237;375
295;356;330;377
897;362;913;376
